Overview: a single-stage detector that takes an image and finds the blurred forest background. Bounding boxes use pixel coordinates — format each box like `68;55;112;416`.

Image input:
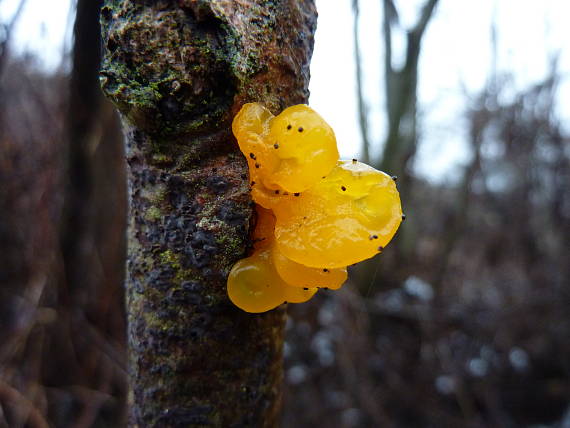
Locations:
0;0;569;427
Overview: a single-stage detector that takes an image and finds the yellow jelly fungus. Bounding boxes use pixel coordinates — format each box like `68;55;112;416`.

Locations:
273;160;402;268
265;104;339;192
232;103;339;207
227;103;403;313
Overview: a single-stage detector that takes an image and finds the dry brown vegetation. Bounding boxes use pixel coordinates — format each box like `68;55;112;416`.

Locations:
0;54;127;428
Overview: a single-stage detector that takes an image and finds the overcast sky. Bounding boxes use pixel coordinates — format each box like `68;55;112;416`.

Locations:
2;0;569;183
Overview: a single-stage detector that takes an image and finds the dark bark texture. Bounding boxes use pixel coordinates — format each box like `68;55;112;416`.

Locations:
100;0;317;426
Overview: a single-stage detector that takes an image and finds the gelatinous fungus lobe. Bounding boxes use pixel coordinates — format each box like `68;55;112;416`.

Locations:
274;160;402;268
254;207;348;290
265;104;339;192
232;103;339;209
226;249;286;314
226;249;317;313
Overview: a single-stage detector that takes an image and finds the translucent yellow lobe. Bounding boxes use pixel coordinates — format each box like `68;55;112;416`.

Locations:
227;250;285;313
274;160;402;268
233;103;339;209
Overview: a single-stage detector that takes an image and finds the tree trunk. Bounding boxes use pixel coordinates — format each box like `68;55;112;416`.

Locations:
100;1;317;425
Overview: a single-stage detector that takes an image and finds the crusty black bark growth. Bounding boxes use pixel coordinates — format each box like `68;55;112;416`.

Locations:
100;0;316;425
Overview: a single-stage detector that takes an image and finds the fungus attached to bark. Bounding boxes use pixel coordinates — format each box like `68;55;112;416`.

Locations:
228;103;403;313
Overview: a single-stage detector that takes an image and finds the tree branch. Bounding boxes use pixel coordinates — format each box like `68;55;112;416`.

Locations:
410;0;439;41
406;0;439;71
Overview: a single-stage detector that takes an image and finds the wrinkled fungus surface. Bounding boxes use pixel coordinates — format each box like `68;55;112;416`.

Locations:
227;103;403;313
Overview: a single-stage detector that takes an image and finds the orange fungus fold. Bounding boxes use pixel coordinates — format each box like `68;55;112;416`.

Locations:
227;103;403;313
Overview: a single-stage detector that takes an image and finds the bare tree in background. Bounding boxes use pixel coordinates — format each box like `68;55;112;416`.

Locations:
380;0;438;187
351;0;438;262
0;0;128;425
353;0;371;164
353;0;438;184
100;1;317;425
52;0;128;422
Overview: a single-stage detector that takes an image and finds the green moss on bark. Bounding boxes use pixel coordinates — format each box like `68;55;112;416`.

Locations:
101;3;238;143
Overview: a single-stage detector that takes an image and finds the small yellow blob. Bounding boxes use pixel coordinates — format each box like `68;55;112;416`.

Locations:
227;243;320;313
232;102;273;140
228;103;403;313
226;249;285;313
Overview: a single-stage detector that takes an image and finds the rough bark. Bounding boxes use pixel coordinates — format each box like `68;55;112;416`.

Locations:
100;1;317;426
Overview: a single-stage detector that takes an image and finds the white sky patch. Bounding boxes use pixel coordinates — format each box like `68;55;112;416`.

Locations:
0;0;73;70
413;0;570;182
308;0;360;159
